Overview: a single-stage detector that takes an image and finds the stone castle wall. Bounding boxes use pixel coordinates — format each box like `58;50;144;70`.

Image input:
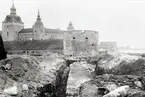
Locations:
2;22;24;41
99;42;118;52
18;33;33;41
42;33;64;40
33;24;45;40
63;30;99;57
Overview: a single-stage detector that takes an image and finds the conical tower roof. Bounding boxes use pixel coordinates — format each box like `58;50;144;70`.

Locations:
67;21;75;31
34;10;43;26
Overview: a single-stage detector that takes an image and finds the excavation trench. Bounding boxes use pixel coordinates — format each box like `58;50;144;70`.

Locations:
36;59;97;97
30;53;145;97
0;55;98;97
35;59;72;97
0;56;72;97
36;65;70;97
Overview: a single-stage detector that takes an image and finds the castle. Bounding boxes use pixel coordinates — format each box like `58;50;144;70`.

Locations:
2;2;65;41
2;2;99;57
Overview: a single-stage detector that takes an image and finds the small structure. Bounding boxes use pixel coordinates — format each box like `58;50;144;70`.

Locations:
63;30;99;58
67;21;75;31
99;42;118;53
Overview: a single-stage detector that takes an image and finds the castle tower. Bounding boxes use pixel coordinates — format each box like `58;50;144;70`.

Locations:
2;0;24;41
33;10;45;40
67;21;75;31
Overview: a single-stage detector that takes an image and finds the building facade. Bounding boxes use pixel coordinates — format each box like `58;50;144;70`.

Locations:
2;3;63;41
99;42;118;52
2;3;24;41
63;30;99;58
2;2;99;58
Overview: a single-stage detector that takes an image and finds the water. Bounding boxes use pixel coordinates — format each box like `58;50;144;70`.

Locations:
119;49;145;54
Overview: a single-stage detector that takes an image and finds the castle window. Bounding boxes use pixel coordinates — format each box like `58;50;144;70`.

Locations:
85;37;88;39
7;32;9;37
92;44;94;46
73;37;75;39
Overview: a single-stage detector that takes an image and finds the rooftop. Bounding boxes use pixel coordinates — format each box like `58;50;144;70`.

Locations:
19;28;33;34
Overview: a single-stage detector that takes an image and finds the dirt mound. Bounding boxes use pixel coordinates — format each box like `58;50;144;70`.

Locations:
78;74;145;97
0;57;40;81
0;55;70;97
0;56;41;96
109;58;145;75
76;53;145;97
99;53;114;61
99;53;145;75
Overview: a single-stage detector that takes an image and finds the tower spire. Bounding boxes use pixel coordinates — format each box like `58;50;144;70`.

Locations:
10;0;16;15
69;21;73;26
38;10;40;15
12;0;14;6
37;10;41;21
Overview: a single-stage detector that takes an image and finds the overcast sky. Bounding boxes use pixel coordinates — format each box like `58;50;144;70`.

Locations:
1;0;145;48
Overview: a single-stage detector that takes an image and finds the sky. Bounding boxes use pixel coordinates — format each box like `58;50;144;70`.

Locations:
0;0;145;48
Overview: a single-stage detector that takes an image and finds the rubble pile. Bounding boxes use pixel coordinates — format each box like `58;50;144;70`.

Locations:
99;53;145;75
0;54;70;97
78;74;145;97
108;58;145;75
1;52;145;97
77;53;145;97
99;53;140;69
